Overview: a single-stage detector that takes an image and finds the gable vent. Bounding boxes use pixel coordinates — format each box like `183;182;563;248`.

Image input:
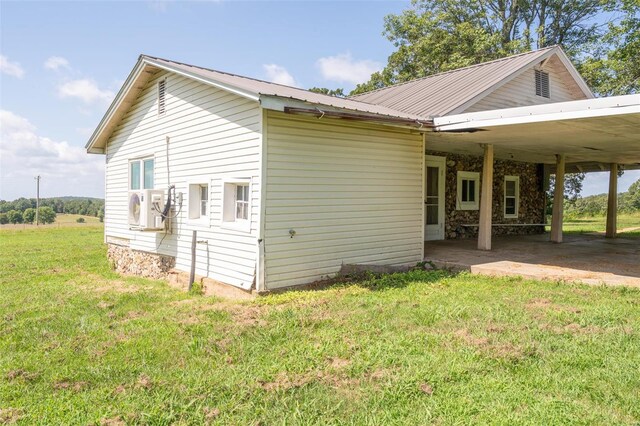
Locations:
158;79;166;115
535;69;550;98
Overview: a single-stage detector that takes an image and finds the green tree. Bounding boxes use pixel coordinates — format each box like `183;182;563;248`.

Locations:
0;213;8;224
308;87;346;97
38;206;57;224
7;210;23;224
579;0;640;95
627;178;640;210
351;0;636;96
23;208;36;224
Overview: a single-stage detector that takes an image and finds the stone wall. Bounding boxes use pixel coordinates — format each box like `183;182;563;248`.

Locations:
107;244;175;279
427;151;546;239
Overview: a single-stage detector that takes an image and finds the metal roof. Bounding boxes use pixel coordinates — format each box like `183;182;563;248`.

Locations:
349;46;588;118
143;55;427;121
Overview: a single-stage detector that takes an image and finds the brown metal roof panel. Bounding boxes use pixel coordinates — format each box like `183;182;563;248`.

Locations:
144;56;429;121
350;47;555;116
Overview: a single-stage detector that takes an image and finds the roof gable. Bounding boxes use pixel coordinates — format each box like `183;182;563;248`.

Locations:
349;46;593;118
86;55;429;153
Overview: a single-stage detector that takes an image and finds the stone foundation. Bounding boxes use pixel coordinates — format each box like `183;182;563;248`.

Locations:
107;244;175;279
428;151;546;239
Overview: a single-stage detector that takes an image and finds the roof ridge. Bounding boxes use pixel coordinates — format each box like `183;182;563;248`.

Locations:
141;54;398;111
349;45;558;99
141;54;359;100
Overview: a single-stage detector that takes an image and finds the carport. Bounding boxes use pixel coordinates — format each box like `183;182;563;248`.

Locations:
429;94;640;251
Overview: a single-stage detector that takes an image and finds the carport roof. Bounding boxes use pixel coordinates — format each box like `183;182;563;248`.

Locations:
429;94;640;173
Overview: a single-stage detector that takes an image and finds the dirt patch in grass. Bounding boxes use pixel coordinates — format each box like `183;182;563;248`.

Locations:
75;274;149;294
328;357;352;370
135;374;153;390
0;408;23;424
526;298;582;315
454;328;531;360
222;303;267;327
53;381;87;391
99;416;125;426
259;371;316;391
6;369;39;382
419;383;434;395
203;407;220;423
455;328;489;347
258;366;398;394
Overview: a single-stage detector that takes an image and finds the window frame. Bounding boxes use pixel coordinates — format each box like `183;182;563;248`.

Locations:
456;171;480;211
129;156;155;191
222;178;252;232
187;179;211;226
504;175;520;218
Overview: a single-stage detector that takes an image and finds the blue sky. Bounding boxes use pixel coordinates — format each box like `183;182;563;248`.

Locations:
0;0;638;200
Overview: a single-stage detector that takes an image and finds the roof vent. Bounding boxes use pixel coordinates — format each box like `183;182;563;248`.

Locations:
158;79;166;115
535;70;550;98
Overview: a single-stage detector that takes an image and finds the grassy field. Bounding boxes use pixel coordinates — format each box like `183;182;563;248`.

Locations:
0;214;102;230
553;212;640;237
1;226;639;425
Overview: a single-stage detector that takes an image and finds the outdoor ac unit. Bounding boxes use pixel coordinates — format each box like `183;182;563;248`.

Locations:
128;189;165;230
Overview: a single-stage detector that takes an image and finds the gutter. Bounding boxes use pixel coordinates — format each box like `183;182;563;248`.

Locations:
283;106;433;129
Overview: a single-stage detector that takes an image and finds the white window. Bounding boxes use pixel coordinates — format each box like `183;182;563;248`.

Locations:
188;183;209;222
129;158;154;190
158;79;166;116
504;176;520;218
222;179;251;231
456;171;480;210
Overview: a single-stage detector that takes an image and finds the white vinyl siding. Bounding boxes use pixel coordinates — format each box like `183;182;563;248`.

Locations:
104;71;261;289
263;111;423;290
464;55;588;113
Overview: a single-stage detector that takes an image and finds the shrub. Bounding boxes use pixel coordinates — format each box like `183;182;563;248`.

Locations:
76;217;85;223
38;206;56;224
7;210;23;224
23;208;36;224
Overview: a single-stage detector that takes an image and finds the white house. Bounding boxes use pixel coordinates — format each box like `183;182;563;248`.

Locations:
86;46;640;293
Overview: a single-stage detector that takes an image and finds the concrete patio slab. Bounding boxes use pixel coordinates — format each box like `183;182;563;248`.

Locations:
425;233;640;287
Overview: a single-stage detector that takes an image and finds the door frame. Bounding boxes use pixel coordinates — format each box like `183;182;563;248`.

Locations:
424;155;446;241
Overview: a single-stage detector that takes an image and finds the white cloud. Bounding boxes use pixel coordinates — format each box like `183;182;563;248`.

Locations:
316;52;381;85
0;110;104;200
263;64;298;87
44;56;71;71
0;55;25;79
57;79;114;105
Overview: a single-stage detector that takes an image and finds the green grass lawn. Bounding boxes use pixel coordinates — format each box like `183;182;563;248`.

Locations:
1;226;639;425
553;212;640;238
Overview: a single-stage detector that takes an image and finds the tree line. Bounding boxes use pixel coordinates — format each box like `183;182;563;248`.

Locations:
0;197;104;225
565;178;640;217
317;0;639;98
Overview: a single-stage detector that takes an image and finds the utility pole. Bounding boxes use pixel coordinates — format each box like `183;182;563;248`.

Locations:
35;175;41;226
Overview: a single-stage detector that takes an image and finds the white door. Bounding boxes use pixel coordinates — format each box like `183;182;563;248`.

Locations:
424;155;446;241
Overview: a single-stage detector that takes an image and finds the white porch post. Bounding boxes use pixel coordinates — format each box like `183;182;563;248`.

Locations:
606;163;618;238
550;154;565;243
478;144;494;251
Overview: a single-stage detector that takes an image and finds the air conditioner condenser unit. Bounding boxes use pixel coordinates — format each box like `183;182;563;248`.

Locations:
128;189;165;230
